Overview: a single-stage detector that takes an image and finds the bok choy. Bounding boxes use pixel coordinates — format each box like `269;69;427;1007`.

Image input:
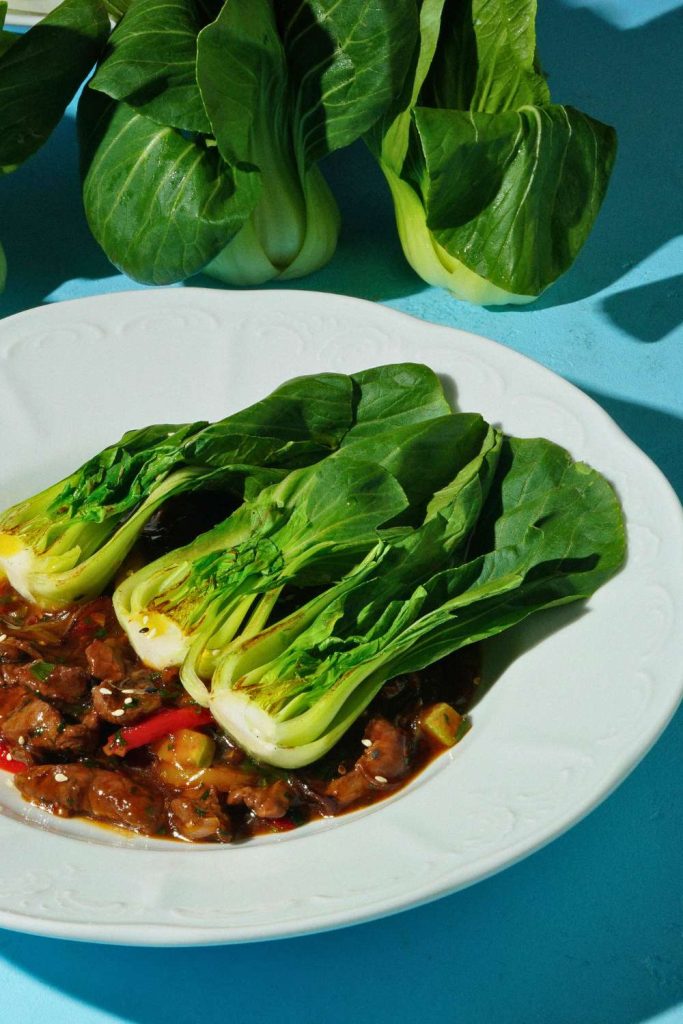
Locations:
206;434;625;767
1;365;436;606
113;413;489;694
0;0;109;289
78;0;416;285
367;0;617;304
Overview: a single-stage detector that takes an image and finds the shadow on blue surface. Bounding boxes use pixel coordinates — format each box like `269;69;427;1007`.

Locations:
1;390;681;1024
601;276;683;344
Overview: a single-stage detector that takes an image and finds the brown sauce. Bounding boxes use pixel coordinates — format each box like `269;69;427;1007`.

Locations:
0;579;480;843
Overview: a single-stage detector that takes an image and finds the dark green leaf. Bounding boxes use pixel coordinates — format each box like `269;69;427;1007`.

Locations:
196;0;287;167
421;0;549;113
91;0;215;133
279;0;419;166
78;88;260;284
369;0;617;303
413;103;617;296
0;0;110;171
346;363;451;439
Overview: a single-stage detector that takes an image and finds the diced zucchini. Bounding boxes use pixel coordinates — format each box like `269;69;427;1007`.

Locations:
418;702;463;747
154;728;215;771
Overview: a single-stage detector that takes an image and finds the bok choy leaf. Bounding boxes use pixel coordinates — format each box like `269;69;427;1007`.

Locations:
79;0;416;285
113;413;489;698
207;434;625;767
0;0;110;288
368;0;617;305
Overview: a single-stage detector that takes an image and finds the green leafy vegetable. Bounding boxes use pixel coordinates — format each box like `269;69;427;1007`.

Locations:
111;362;455;675
78;88;260;286
91;0;218;133
0;364;445;607
113;412;488;700
207;432;625;767
367;0;617;304
30;660;56;682
0;0;110;288
80;0;416;285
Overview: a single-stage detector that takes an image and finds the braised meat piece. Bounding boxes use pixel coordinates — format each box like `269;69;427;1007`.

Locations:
15;764;165;833
358;717;410;779
170;785;232;842
14;763;92;816
326;717;410;809
92;669;165;725
0;685;95;754
1;662;89;703
226;778;293;819
87;770;165;831
85;639;127;682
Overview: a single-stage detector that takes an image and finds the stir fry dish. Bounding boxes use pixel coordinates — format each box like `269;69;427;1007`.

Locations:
0;364;626;843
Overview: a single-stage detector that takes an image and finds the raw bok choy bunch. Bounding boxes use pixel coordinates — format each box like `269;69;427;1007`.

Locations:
205;434;626;767
113;412;491;698
367;0;617;305
0;365;428;606
0;0;110;289
78;0;416;285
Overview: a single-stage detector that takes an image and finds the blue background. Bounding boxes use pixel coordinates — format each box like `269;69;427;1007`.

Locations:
1;1;681;1021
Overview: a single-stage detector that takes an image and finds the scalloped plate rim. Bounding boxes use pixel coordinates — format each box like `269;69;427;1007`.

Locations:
0;287;681;946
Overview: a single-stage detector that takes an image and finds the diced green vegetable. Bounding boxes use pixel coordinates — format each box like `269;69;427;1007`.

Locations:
155;728;216;771
418;703;463;747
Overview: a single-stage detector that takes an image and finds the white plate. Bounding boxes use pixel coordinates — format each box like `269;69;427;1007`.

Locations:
3;4;54;26
0;289;681;946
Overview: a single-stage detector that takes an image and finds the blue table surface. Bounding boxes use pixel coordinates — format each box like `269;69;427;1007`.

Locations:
1;1;682;1021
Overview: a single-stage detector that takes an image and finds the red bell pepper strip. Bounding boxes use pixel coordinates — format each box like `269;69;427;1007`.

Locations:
270;816;297;832
105;705;214;756
0;739;28;774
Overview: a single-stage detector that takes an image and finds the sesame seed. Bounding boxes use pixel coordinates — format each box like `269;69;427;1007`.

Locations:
147;628;157;639
374;775;388;784
17;736;25;746
142;615;149;625
124;697;134;705
111;709;125;717
0;634;6;642
361;738;372;748
122;688;135;694
99;687;112;695
54;772;68;783
139;627;150;634
210;649;220;657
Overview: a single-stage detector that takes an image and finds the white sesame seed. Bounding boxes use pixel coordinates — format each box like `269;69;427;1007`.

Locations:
54;772;68;783
361;738;372;748
111;709;125;717
124;697;134;705
210;649;220;657
0;634;6;642
374;775;388;784
17;736;25;746
122;688;135;694
142;615;149;625
99;687;112;695
147;628;157;639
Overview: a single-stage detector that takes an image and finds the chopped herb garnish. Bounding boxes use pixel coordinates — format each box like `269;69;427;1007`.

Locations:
30;660;55;682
